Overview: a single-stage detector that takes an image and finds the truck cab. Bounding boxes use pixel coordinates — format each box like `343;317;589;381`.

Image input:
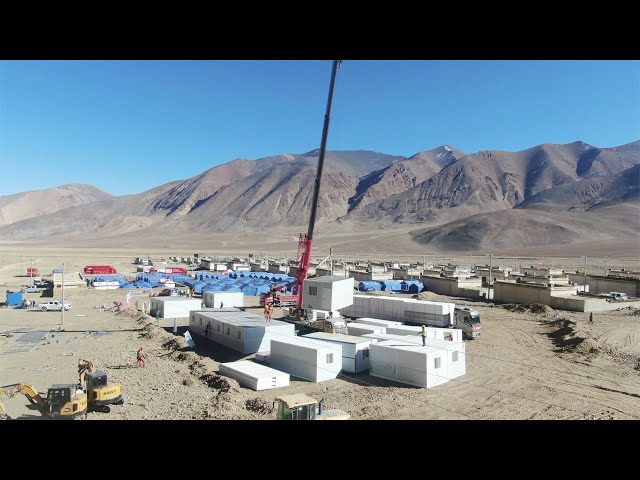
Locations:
454;307;481;339
274;393;350;420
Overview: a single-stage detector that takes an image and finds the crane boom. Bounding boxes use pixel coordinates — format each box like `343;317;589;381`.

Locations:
294;60;340;309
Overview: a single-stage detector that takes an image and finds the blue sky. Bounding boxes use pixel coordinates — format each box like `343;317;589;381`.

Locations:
1;60;638;196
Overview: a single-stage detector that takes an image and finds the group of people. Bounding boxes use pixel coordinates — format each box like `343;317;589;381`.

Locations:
264;302;274;322
20;299;36;309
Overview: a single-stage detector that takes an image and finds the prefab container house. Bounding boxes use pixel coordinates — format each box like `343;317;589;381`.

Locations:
345;322;386;337
150;297;203;318
269;336;342;382
303;332;373;373
362;333;465;379
369;339;449;389
218;360;290;390
203;291;244;308
189;310;294;354
302;276;354;311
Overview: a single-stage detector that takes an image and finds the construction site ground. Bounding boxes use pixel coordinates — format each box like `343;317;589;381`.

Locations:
1;253;639;420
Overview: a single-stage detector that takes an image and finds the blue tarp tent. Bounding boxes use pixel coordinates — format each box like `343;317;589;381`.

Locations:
401;280;425;293
358;281;382;292
381;281;403;291
6;291;22;306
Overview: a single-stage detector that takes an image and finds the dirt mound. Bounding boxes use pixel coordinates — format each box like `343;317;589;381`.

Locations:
626;308;640;316
162;337;189;350
182;378;195;386
172;351;200;364
545;319;586;351
139;323;170;340
199;373;239;394
503;303;553;314
189;358;218;377
245;397;274;415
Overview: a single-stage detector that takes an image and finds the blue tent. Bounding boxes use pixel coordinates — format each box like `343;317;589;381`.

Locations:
358;281;382;292
401;280;425;293
381;281;403;291
6;291;23;306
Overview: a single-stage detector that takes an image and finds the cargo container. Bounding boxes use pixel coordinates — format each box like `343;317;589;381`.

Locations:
84;265;117;275
302;276;354;311
165;267;188;275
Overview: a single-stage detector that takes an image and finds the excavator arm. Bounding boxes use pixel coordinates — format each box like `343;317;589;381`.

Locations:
77;359;95;386
1;383;46;415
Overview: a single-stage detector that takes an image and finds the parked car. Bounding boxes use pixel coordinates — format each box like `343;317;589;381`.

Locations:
22;285;47;293
38;300;71;311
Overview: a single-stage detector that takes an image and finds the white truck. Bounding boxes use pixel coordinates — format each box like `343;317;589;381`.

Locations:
38;300;71;311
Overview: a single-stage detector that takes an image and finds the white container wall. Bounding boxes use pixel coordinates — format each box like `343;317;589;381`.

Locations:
340;294;455;327
370;340;449;389
203;291;244;308
270;336;342;383
355;318;402;328
189;311;295;354
303;332;373;373
218;360;290;390
150;297;204;318
346;322;386;337
302;276;354;311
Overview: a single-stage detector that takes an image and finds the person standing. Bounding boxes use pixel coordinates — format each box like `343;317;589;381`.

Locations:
136;346;146;368
589;312;594;324
421;324;427;346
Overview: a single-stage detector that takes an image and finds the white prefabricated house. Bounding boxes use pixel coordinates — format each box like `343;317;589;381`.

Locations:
269;336;342;383
369;339;449;389
150;297;203;318
189;311;295;354
203;291;244;308
361;333;465;379
355;317;402;328
302;275;354;312
218;360;290;391
345;322;386;337
303;332;373;373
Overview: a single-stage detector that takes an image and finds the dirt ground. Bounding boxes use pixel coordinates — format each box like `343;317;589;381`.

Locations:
1;250;639;420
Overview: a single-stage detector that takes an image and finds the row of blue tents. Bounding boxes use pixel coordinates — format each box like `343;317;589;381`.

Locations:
358;280;425;293
131;272;295;296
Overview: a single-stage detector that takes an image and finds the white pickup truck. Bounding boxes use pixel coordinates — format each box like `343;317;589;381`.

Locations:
38;300;71;311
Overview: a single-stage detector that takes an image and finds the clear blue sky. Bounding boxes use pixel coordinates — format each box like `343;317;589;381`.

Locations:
1;60;638;196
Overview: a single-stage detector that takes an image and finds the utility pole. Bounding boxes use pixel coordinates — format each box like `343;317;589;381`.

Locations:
60;262;65;331
487;253;493;300
584;256;587;293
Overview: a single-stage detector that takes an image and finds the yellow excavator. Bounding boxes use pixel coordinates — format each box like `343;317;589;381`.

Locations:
77;359;124;413
274;393;350;420
0;382;88;420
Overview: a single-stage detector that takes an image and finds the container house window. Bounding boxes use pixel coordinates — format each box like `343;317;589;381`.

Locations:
309;286;318;296
217;324;221;332
452;351;458;362
326;353;333;364
227;328;230;335
237;331;241;339
434;357;441;369
199;319;203;326
363;348;369;358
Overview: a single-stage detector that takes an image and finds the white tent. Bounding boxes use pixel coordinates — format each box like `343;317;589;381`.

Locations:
218;360;290;390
